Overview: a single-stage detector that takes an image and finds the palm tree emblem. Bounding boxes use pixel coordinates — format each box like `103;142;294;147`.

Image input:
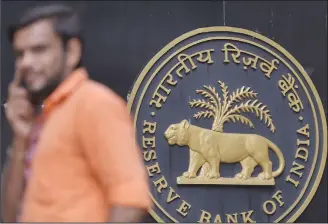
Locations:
189;80;276;133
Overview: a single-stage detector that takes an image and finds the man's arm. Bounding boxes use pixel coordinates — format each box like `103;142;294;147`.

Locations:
78;86;152;222
2;71;34;222
1;138;27;222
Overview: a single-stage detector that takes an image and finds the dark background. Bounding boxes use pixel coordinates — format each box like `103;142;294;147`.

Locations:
1;1;327;222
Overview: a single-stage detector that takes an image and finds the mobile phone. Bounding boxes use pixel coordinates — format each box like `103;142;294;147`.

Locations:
19;79;34;106
19;78;42;110
19;78;28;89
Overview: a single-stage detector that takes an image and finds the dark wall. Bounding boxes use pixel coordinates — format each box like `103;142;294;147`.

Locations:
1;1;327;222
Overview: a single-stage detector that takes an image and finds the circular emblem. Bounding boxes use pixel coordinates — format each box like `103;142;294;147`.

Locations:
127;27;327;223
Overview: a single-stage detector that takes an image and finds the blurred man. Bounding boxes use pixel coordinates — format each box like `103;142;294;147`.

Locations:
1;4;151;222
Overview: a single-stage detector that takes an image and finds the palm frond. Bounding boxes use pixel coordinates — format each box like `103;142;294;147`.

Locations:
223;99;276;133
193;110;215;119
217;81;229;112
226;86;257;108
195;88;219;109
202;85;221;109
189;99;216;112
225;114;255;129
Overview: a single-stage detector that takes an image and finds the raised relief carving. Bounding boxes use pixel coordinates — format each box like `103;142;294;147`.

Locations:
164;80;285;186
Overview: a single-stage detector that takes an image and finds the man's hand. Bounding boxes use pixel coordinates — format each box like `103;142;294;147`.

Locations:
109;206;148;222
5;71;34;141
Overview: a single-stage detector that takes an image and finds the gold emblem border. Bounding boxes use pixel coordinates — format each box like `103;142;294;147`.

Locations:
127;27;327;223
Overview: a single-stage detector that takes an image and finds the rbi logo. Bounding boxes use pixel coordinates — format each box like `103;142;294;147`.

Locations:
127;27;327;223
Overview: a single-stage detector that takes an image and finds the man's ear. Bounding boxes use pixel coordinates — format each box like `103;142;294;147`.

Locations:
66;38;82;69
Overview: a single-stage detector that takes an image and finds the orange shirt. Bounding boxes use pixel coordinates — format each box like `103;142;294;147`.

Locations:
20;68;151;222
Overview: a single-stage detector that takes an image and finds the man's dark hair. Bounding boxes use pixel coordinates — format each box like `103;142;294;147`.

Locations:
8;4;83;67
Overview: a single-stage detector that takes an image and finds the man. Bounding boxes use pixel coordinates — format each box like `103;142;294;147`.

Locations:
1;4;151;222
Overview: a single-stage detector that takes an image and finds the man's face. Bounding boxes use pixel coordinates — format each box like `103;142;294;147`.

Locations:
13;19;66;95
